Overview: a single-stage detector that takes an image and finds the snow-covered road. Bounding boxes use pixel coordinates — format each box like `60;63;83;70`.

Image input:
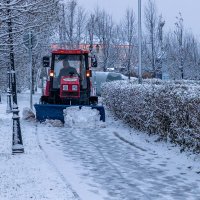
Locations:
1;92;200;200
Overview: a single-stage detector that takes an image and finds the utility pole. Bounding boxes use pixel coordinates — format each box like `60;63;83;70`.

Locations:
138;0;142;84
7;0;24;154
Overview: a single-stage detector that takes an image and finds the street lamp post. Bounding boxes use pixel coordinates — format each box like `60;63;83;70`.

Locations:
138;0;142;84
7;0;24;154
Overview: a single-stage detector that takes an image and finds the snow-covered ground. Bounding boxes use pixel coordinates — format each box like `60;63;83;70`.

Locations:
0;91;200;200
0;92;76;200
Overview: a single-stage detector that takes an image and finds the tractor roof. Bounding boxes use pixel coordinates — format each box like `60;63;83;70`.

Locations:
52;49;89;55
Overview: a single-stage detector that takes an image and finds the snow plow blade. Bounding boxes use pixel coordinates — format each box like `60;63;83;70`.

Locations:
34;104;105;123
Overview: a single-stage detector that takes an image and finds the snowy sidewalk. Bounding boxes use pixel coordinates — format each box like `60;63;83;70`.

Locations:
1;92;200;200
0;94;76;200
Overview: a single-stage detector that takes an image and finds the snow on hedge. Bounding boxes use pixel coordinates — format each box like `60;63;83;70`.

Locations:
101;79;200;153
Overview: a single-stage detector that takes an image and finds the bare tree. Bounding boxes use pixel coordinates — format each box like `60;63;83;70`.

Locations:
120;8;137;79
156;15;165;78
144;0;158;76
75;6;87;45
174;12;184;79
65;0;77;46
183;32;200;79
58;0;87;47
163;23;200;80
58;3;67;44
87;14;95;48
0;0;60;90
94;7;114;71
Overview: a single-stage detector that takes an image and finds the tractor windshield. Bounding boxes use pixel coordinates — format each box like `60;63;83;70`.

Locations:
53;54;87;89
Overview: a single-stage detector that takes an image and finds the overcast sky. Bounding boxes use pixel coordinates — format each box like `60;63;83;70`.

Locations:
77;0;200;38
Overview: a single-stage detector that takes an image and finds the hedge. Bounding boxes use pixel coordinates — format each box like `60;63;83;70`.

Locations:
101;79;200;153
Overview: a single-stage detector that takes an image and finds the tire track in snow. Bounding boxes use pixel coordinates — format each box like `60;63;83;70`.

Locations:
113;131;147;152
34;124;81;200
66;127;151;200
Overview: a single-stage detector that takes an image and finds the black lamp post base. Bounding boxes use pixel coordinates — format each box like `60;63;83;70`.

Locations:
12;145;24;154
12;105;24;154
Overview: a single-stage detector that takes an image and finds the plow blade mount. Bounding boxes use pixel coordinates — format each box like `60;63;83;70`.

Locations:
34;104;105;123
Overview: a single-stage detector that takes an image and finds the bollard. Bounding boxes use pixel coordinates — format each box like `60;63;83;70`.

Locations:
12;104;24;154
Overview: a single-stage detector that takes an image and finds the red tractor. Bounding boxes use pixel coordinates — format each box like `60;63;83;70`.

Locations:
34;49;105;123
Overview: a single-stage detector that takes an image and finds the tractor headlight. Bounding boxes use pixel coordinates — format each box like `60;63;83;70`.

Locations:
72;85;78;91
49;70;54;77
63;85;68;91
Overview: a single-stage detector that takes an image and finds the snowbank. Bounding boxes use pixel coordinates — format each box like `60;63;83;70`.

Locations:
22;107;35;121
63;106;105;128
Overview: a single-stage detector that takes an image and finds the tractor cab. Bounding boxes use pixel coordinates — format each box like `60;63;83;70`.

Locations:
52;52;89;92
41;49;95;105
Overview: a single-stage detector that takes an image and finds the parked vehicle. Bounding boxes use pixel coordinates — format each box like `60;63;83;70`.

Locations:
91;71;127;96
